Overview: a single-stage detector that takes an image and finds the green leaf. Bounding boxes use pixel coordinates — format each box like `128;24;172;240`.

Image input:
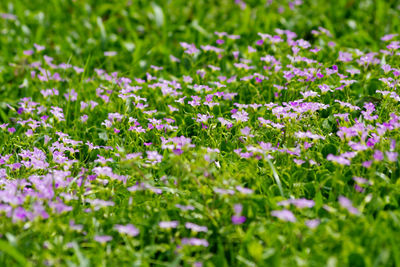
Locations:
0;240;31;267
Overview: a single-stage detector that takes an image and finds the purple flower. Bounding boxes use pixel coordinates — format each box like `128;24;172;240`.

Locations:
104;51;117;57
114;224;139;237
218;117;233;128
195;113;213;123
338;196;360;215
327;154;351;165
23;50;34;56
80;115;88;123
381;34;398;42
278;198;315;209
362;160;373;168
293;159;305;165
69;220;83;231
373;150;384;161
94;235;113;243
382;64;392;73
12;207;32;222
185;222;208;232
354;184;364;192
353;176;371;185
232;110;249;122
387;41;400;50
125;153;142;160
240;126;254;137
49;201;73;213
256;39;264;46
235;186;253;194
50;106;65;121
305;219;320;229
159;221;179;229
146;151;163;164
233;204;243;214
1;13;17;20
386;151;398;162
34;43;45;51
173;148;183;155
169;55;180;62
183;75;193;83
64;89;78;101
181;238;209;247
232;215;246;225
196;69;206;78
150;65;163;71
271;209;296;222
214;188;235;195
301;91;320;98
338;51;352;62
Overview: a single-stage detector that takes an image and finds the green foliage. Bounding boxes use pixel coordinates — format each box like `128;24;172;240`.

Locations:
0;0;400;266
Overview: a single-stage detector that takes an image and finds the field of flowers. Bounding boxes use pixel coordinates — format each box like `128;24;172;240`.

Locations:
0;0;400;266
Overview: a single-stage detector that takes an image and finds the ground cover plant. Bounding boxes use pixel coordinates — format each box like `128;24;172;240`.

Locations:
1;0;400;266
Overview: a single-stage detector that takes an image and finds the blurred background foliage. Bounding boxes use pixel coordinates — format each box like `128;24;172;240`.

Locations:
0;0;399;120
1;0;399;69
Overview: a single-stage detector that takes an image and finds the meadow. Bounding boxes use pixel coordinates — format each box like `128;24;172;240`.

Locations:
0;0;400;266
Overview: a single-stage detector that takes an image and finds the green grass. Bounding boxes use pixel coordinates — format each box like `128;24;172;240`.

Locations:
0;0;400;266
